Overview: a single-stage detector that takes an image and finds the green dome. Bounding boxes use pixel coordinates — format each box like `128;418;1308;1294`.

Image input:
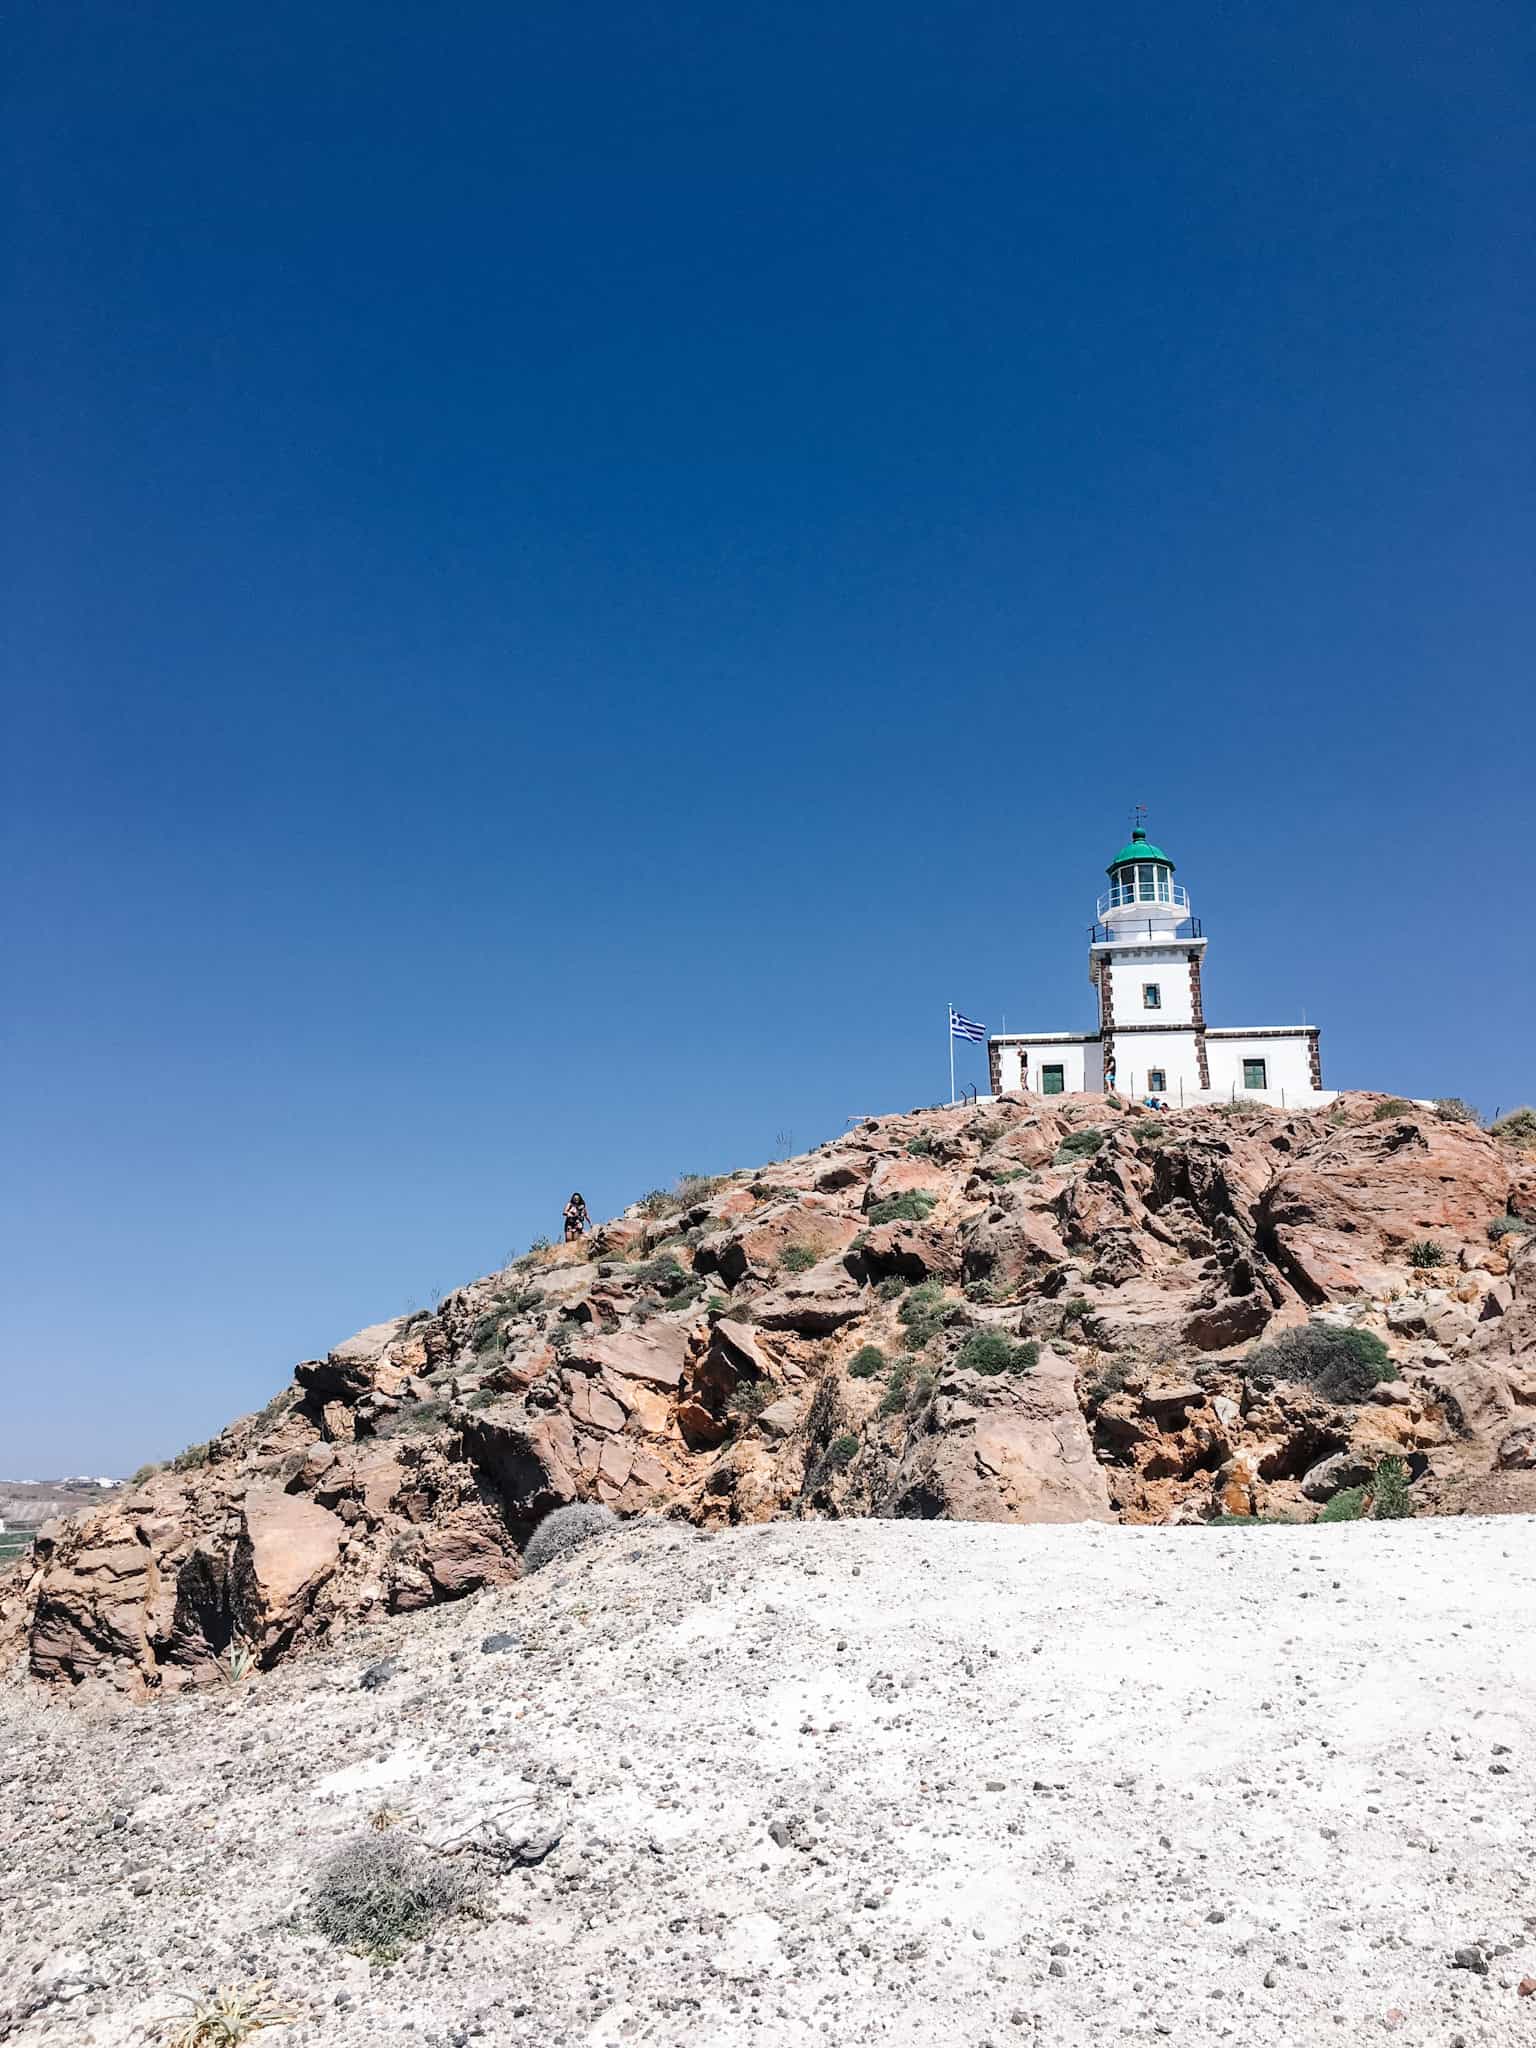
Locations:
1107;828;1174;874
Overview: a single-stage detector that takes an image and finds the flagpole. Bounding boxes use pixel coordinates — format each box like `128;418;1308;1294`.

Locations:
948;1008;955;1105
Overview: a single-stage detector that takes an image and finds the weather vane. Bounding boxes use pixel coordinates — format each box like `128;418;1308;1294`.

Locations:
1131;802;1148;835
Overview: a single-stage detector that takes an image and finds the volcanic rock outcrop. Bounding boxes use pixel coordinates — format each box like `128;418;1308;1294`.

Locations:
4;1092;1533;1694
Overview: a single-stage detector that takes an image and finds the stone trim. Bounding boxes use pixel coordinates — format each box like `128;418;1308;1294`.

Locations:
987;1033;1101;1046
1308;1030;1323;1089
1188;953;1211;1089
1204;1026;1321;1040
1096;963;1116;1093
987;1039;1003;1095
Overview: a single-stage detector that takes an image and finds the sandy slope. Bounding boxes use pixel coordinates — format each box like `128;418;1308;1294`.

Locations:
2;1517;1533;2047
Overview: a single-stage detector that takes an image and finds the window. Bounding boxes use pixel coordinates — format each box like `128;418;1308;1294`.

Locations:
1142;983;1161;1010
1041;1064;1065;1094
1147;1069;1166;1093
1242;1058;1268;1091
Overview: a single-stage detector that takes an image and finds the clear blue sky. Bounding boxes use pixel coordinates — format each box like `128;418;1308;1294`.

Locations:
4;1;1532;1474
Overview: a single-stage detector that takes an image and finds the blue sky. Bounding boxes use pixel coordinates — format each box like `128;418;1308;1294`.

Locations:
4;0;1532;1474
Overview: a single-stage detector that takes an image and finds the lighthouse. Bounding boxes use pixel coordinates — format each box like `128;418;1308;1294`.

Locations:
987;821;1328;1106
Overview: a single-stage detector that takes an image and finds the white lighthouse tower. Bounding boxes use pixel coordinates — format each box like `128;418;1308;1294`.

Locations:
987;817;1328;1106
1089;822;1210;1099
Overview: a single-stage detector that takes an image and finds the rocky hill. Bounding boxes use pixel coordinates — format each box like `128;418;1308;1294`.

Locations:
4;1091;1534;1698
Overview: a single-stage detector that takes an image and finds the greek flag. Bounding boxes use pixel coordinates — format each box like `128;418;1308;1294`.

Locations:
949;1007;986;1044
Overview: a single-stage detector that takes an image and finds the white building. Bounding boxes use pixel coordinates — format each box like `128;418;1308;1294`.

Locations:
988;825;1330;1108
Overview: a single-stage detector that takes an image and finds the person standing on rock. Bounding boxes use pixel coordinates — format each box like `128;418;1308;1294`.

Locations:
563;1192;590;1242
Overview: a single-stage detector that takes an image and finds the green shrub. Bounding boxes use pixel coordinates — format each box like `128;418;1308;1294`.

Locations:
311;1833;473;1959
665;1279;705;1313
1060;1296;1096;1329
633;1254;688;1294
1213;1099;1267;1118
1490;1107;1536;1146
1054;1128;1105;1164
897;1280;951;1348
1488;1215;1534;1242
825;1433;858;1468
524;1502;617;1571
877;1358;934;1414
1085;1358;1131;1404
964;1278;1000;1304
511;1234;555;1268
1434;1098;1479;1124
470;1313;506;1360
867;1190;937;1226
954;1330;1039;1377
375;1397;447;1437
878;1361;913;1414
172;1440;212;1472
1319;1487;1367;1524
1243;1323;1396;1405
848;1345;886;1379
1404;1239;1446;1270
1372;1098;1414;1121
906;1136;936;1158
1371;1455;1413;1520
727;1380;769;1420
249;1389;294;1436
706;1293;729;1311
876;1274;908;1301
475;1286;540;1356
677;1173;729;1209
129;1462;164;1486
779;1245;818;1274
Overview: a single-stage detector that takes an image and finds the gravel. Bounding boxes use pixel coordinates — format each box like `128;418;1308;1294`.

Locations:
1;1516;1533;2047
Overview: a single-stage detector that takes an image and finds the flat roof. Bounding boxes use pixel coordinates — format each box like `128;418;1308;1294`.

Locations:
1205;1025;1318;1038
987;1031;1099;1044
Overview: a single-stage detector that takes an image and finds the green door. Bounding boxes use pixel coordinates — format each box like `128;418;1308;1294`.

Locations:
1041;1064;1066;1094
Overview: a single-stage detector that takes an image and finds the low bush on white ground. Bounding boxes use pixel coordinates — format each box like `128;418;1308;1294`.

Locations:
311;1833;472;1959
523;1502;617;1573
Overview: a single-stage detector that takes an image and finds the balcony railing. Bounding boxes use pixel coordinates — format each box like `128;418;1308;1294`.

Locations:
1097;880;1192;917
1088;915;1203;944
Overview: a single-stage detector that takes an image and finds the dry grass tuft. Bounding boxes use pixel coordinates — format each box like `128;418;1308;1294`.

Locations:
160;1983;295;2045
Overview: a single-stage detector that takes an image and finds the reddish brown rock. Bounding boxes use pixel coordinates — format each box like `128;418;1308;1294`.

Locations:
887;1348;1112;1524
1260;1115;1511;1298
855;1219;962;1283
572;1322;692;1389
420;1504;522;1597
1183;1291;1272;1352
710;1203;861;1286
753;1256;866;1333
231;1490;344;1662
27;1525;160;1691
866;1156;951;1206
